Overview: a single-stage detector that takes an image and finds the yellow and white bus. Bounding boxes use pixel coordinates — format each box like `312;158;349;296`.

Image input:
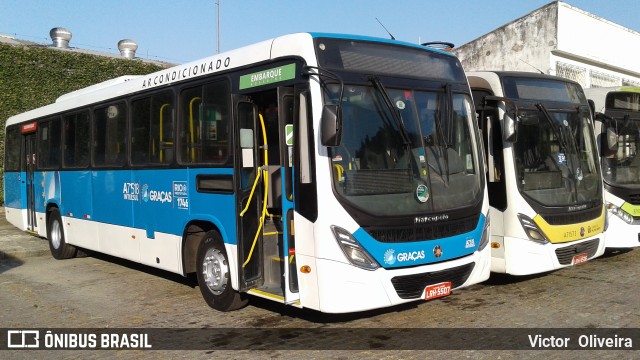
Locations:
585;86;640;248
468;71;606;275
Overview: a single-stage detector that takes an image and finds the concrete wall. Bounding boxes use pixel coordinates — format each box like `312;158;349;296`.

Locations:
551;2;640;87
455;1;640;88
454;2;558;74
556;3;640;75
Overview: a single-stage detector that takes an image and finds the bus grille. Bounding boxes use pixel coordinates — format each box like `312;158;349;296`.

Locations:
390;262;475;299
364;214;479;243
555;238;600;265
541;206;601;225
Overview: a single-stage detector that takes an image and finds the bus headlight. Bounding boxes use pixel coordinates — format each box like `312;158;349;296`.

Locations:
517;214;549;244
606;203;634;224
331;226;379;270
478;214;490;251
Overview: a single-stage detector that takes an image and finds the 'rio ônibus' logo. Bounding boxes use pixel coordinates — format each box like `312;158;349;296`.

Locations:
383;249;396;265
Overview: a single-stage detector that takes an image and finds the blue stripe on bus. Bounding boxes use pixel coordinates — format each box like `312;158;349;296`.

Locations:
4;172;24;209
354;213;486;268
25;168;239;245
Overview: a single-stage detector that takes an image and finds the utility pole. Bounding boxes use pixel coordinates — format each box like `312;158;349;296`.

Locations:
216;0;220;54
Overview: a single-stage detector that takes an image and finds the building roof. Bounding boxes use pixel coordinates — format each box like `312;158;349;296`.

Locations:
0;32;173;67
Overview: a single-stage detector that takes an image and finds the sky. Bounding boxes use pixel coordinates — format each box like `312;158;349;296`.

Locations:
1;0;639;64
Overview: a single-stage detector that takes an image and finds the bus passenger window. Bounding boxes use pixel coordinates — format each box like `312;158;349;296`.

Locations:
94;102;127;167
37;117;61;169
131;91;174;165
179;80;230;164
4;126;22;172
63;111;90;168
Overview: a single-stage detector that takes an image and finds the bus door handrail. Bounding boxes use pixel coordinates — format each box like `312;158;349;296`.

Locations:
189;97;202;162
159;103;171;163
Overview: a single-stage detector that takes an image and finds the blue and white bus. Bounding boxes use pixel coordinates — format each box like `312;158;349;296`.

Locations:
4;33;490;313
585;86;640;248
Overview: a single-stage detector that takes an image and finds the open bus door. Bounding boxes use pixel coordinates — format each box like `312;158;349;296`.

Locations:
235;98;264;291
22;124;38;233
234;87;300;306
276;87;299;304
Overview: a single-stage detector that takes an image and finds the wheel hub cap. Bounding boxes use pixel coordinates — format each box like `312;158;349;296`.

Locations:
202;248;228;295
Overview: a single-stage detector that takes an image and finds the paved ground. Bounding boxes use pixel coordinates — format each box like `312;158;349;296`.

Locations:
0;207;638;359
0;208;50;260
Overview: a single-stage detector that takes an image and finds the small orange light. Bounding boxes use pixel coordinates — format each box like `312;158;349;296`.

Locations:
131;235;136;239
491;242;500;249
300;265;311;273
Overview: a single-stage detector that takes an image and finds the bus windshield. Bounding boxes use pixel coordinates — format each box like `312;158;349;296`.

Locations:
326;83;482;216
600;92;640;187
513;105;601;206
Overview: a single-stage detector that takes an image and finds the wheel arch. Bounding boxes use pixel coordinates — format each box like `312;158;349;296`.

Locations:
181;215;236;271
45;202;60;230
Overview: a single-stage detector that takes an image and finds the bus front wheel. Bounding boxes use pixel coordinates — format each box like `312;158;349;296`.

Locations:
47;209;77;259
196;230;247;311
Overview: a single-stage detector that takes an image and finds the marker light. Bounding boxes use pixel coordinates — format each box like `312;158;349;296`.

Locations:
330;226;379;270
517;214;550;244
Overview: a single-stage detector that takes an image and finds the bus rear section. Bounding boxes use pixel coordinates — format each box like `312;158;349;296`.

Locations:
585;86;640;249
469;71;606;275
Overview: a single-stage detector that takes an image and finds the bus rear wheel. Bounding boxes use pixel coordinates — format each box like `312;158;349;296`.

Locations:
196;230;247;311
47;209;77;259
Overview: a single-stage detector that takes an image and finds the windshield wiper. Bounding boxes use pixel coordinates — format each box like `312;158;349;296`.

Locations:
368;76;411;146
434;109;450;183
537;103;582;201
535;103;568;151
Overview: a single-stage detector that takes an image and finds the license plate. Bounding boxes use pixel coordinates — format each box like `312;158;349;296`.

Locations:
573;253;588;265
424;282;451;301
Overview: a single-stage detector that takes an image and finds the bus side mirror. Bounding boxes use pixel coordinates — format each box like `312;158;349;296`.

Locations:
503;111;518;143
606;127;618;151
588;99;596;117
321;104;342;147
483;95;518;143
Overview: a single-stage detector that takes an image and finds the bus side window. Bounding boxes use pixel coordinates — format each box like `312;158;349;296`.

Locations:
131;91;174;165
37;116;61;169
63;111;91;168
94;102;127;167
202;81;230;163
4;125;22;172
179;80;230;164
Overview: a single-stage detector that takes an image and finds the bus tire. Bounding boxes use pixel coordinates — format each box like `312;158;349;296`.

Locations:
47;209;77;260
196;230;247;311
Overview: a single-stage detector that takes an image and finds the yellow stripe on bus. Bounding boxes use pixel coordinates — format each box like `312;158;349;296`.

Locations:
621;202;640;217
247;289;285;302
533;206;605;243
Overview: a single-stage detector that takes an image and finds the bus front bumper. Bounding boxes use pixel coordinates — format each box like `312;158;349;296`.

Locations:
496;235;606;276
604;216;640;248
307;246;490;314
